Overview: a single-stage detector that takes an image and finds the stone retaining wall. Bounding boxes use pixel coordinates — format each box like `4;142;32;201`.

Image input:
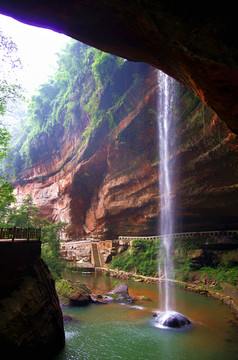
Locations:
60;241;91;265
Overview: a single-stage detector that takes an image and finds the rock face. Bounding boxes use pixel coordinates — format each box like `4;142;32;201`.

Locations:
14;60;238;239
0;1;238;132
0;244;65;359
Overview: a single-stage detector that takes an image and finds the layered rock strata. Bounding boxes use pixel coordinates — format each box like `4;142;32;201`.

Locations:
14;62;238;240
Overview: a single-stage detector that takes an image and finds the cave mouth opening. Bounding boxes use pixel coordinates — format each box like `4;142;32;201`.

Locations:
0;2;238;134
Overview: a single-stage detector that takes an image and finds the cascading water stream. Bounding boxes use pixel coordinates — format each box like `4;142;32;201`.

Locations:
156;71;191;329
158;70;175;313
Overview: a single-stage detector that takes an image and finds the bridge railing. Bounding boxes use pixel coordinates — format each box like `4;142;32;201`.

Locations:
118;230;238;241
0;227;41;241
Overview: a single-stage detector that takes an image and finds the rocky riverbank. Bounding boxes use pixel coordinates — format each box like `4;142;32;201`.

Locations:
100;267;238;317
56;278;133;308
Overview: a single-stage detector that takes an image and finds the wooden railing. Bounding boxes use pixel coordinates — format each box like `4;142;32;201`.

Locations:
0;227;41;241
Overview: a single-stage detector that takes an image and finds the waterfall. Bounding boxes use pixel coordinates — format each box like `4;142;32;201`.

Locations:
157;70;175;312
154;71;192;329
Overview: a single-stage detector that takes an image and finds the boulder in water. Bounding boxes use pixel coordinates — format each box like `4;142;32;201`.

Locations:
103;283;132;303
63;313;76;324
56;279;91;306
155;311;191;329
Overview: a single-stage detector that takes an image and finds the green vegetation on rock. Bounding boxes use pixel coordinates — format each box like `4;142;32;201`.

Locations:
12;41;124;171
111;239;159;277
56;279;91;305
110;238;238;288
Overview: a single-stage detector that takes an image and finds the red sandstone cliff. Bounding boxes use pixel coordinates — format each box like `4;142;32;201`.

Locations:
14;61;238;240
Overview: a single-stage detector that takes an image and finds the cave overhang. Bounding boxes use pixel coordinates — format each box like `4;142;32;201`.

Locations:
0;1;237;133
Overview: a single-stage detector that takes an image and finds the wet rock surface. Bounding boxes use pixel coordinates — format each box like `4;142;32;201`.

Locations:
103;283;133;303
155;311;192;329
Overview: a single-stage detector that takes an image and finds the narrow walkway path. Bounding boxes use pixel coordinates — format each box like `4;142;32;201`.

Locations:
118;229;238;240
91;242;102;267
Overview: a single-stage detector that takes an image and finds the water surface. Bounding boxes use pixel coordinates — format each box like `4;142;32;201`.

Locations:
55;273;238;360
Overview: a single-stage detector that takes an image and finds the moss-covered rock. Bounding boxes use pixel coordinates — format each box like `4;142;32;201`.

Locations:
56;279;92;306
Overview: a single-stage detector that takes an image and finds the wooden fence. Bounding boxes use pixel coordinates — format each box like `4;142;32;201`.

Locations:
0;227;41;241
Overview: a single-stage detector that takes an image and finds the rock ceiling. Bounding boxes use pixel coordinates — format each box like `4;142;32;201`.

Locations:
0;1;237;133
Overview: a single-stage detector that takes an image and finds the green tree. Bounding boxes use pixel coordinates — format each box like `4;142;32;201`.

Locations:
0;30;66;278
0;29;23;117
6;194;42;227
41;221;67;279
0;29;24;219
0;180;15;225
6;194;67;279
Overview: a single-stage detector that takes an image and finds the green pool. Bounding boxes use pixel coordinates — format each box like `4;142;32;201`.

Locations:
55;273;238;360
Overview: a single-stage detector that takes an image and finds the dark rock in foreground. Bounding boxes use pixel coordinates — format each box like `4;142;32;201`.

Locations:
0;256;65;359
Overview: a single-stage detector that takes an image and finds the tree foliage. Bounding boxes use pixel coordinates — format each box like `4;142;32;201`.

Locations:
16;40;124;168
0;28;24;214
6;193;42;227
0;29;66;278
111;239;160;277
3;194;67;279
0;180;15;224
0;29;23;117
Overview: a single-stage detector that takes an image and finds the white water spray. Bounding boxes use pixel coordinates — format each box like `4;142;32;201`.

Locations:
157;71;175;312
154;71;192;329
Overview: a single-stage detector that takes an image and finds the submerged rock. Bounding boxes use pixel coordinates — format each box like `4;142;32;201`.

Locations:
63;313;76;324
103;283;132;303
